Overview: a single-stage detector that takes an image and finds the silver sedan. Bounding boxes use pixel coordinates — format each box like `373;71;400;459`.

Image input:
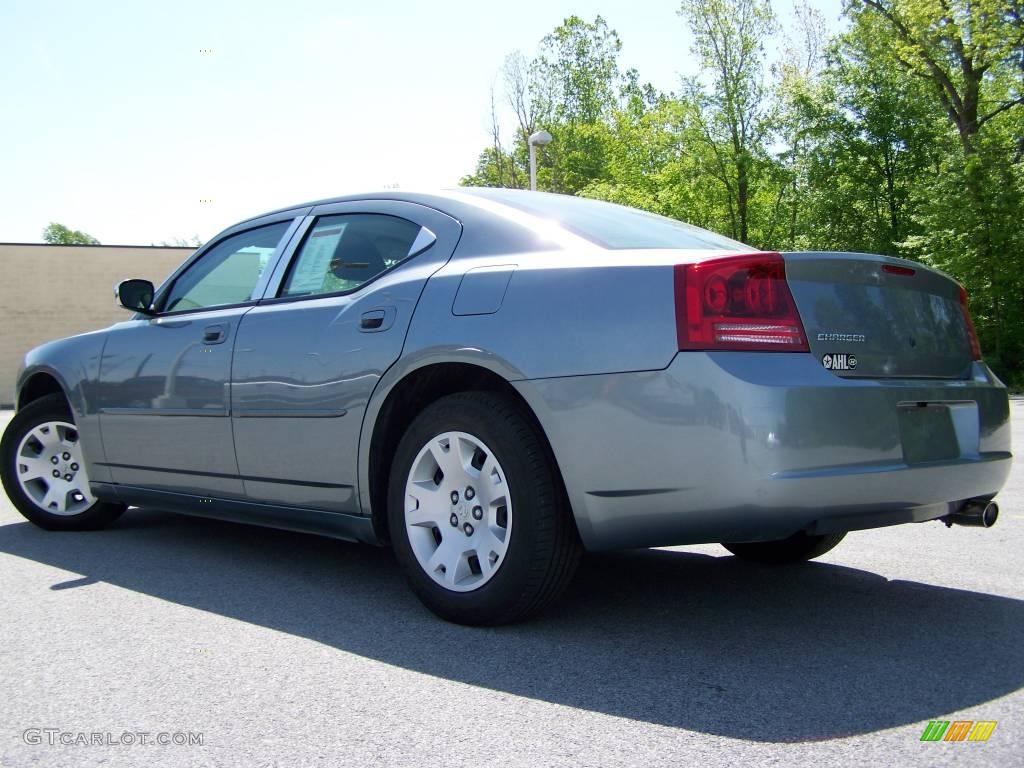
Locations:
0;189;1012;624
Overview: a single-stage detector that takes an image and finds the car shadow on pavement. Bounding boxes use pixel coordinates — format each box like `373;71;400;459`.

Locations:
1;507;1021;743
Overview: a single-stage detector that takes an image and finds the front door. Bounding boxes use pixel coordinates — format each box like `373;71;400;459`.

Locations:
230;201;461;512
97;219;296;496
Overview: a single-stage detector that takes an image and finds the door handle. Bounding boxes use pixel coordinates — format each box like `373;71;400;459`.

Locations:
360;308;395;332
360;311;385;330
202;325;227;344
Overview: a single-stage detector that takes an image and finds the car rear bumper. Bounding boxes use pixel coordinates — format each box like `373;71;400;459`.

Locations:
513;353;1012;550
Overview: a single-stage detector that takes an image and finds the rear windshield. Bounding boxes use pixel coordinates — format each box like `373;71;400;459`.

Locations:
460;188;750;251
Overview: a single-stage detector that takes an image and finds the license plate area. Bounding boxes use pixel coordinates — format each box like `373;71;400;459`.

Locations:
897;401;978;464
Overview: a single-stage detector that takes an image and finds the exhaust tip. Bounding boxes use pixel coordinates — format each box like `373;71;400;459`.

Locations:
943;499;999;528
981;501;999;528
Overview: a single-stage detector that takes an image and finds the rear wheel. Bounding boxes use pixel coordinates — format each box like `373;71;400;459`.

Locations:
0;394;126;530
388;391;581;625
722;531;846;564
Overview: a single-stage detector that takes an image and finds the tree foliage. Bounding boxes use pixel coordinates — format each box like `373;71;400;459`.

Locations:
158;235;203;247
462;3;1024;384
42;223;100;245
846;0;1023;154
678;0;777;242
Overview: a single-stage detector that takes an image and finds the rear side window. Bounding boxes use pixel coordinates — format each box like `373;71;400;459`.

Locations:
280;214;428;298
462;188;751;251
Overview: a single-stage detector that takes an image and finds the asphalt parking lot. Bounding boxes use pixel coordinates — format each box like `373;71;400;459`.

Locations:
0;405;1021;768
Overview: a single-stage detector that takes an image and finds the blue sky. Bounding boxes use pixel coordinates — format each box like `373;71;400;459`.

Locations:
0;0;843;244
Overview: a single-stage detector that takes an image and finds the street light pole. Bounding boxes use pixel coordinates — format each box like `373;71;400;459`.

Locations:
528;130;552;191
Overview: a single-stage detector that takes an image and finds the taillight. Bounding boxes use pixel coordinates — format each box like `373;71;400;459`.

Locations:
674;253;809;352
958;285;982;360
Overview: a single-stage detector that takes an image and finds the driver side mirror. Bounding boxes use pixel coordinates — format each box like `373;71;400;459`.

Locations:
115;279;156;315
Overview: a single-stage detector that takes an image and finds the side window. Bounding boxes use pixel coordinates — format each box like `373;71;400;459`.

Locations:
280;214;427;298
163;221;291;313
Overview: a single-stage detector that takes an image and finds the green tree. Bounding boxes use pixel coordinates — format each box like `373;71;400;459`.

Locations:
846;0;1024;379
796;10;943;255
42;223;100;245
462;16;626;194
533;15;622;125
678;0;778;243
847;0;1023;155
769;1;828;249
533;15;624;193
158;235;203;247
459;3;1024;383
582;94;737;231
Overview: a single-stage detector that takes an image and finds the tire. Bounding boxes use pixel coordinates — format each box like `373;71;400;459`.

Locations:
1;394;126;531
388;391;581;625
721;531;846;564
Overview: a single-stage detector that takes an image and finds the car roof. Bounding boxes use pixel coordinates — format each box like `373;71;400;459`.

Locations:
233;189;493;226
230;189;589;256
229;188;749;254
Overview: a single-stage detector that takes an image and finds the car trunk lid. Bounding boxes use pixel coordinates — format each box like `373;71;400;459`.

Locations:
782;252;975;379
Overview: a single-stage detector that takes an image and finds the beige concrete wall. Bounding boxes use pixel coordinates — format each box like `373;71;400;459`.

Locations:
0;243;195;405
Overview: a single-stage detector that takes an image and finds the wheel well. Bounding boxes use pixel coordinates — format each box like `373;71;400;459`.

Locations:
18;373;67;411
367;363;565;544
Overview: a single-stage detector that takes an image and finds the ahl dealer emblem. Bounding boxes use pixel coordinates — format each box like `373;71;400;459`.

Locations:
822;353;857;371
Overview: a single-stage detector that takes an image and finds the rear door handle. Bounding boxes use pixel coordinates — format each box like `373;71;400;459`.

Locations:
359;307;396;333
202;325;227;344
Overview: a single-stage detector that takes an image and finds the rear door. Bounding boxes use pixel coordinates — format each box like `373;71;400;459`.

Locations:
784;252;974;379
230;200;461;513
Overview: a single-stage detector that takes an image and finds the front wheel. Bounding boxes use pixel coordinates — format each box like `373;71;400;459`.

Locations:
722;531;846;564
0;394;126;530
388;392;581;625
